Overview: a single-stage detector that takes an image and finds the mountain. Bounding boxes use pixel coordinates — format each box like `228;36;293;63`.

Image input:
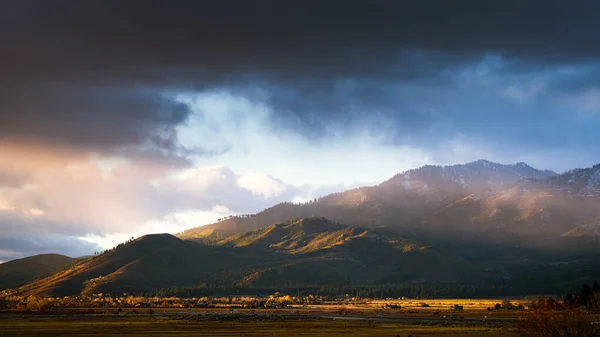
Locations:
522;163;600;196
0;254;76;291
11;218;600;297
8;160;600;297
11;219;478;296
422;163;600;239
382;160;556;194
11;234;265;296
215;217;351;253
180;160;559;240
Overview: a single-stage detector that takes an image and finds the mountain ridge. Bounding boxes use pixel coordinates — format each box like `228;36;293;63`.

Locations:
5;160;600;298
179;159;565;240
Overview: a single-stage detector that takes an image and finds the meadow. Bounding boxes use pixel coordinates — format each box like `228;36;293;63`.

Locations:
0;317;519;337
2;297;588;336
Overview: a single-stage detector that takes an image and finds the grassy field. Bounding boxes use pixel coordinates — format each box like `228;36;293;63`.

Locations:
0;317;519;336
0;298;532;336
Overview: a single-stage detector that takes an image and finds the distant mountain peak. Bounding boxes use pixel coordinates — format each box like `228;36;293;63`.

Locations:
382;159;556;194
468;159;496;166
514;161;531;168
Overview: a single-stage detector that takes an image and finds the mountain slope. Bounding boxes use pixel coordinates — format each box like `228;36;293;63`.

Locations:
563;218;600;238
11;220;477;296
10;217;600;296
522;163;600;196
180;160;557;240
0;254;76;290
215;217;354;253
423;188;600;238
12;234;266;296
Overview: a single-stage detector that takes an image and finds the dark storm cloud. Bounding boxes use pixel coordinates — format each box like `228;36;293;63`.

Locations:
0;84;190;152
4;0;600;78
5;0;600;71
1;0;600;152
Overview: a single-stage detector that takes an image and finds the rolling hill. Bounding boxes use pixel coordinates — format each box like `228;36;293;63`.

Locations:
11;217;600;297
10;234;269;296
10;219;479;296
0;254;76;290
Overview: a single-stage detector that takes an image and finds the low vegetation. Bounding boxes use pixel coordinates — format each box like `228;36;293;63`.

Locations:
0;318;520;337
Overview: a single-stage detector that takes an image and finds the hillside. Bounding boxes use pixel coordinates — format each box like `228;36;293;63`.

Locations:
0;254;76;290
423;188;600;239
563;218;600;238
8;217;600;296
421;163;600;239
522;163;600;196
10;220;478;296
11;234;266;296
215;217;354;253
179;160;563;240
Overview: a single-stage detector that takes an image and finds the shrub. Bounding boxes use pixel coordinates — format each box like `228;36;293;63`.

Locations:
26;298;52;312
517;305;600;337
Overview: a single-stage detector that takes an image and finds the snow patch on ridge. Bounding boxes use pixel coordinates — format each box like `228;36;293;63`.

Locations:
588;169;600;193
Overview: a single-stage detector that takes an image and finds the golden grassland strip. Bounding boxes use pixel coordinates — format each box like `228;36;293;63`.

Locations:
0;318;519;336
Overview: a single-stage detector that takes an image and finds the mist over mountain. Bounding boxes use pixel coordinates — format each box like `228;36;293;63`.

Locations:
180;160;567;240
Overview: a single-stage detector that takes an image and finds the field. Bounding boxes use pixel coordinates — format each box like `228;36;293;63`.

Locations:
0;298;529;336
0;317;519;336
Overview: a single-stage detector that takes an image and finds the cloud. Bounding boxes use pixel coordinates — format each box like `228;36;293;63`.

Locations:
0;168;30;189
237;173;289;199
0;148;304;236
578;88;600;116
3;1;600;83
0;235;100;261
0;1;598;169
1;1;599;143
504;78;546;102
0;84;194;164
0;141;315;257
177;90;435;185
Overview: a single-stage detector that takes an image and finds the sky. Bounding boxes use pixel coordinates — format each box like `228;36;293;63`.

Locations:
1;0;600;262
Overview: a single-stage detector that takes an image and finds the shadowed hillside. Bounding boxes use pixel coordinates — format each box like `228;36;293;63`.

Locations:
12;234;268;296
8;218;600;296
8;220;476;296
0;254;76;290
